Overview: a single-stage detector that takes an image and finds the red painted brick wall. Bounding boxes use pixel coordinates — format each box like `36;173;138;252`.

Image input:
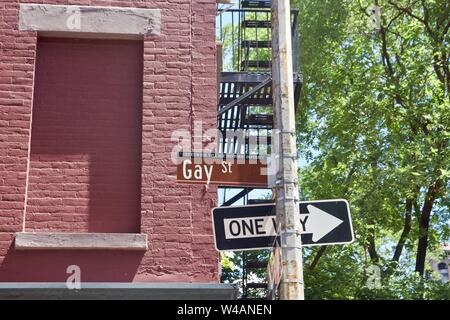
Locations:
0;0;218;282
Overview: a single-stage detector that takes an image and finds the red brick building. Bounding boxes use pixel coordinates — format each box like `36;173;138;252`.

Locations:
0;0;234;298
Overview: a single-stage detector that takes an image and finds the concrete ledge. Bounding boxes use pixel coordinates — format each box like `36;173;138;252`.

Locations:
19;4;161;39
0;283;238;300
15;232;148;251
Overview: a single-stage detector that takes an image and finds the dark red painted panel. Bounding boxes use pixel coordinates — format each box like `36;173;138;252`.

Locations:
26;38;143;233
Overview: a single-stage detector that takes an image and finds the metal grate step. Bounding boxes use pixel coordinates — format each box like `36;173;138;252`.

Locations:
244;136;272;144
242;60;272;69
241;20;271;28
246;260;269;269
246;282;268;289
241;1;271;9
247;199;274;205
242;114;273;125
241;40;272;48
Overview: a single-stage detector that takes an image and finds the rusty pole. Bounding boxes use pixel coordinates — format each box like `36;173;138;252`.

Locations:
271;0;305;300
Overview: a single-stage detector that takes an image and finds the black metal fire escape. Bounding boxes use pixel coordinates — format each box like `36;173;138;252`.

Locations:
216;0;302;299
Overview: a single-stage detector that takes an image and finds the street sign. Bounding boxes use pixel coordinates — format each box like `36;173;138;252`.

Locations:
176;152;268;187
211;199;354;251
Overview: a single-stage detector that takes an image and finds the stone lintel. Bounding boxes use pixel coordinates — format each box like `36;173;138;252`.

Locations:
19;4;161;39
15;232;148;251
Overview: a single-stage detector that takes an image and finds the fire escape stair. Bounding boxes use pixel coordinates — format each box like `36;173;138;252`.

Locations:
241;1;271;9
241;20;271;28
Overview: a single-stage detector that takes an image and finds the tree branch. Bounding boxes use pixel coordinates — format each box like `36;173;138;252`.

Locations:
444;21;450;37
432;53;446;84
309;246;327;271
415;179;443;276
367;229;380;264
379;25;408;109
380;27;395;78
387;0;435;36
392;198;413;262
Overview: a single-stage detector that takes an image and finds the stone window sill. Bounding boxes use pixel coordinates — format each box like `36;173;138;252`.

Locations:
14;232;147;251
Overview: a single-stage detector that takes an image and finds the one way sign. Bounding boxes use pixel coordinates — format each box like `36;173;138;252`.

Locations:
212;199;354;251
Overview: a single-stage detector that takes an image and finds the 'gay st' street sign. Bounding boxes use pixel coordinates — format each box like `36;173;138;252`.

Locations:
176;152;268;187
212;199;354;251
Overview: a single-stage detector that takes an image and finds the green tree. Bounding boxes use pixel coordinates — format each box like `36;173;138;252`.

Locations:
295;0;449;299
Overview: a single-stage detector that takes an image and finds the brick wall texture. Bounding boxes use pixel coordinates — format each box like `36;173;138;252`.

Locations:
0;0;219;282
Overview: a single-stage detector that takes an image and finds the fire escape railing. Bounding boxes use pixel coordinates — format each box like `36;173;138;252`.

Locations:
216;8;299;73
216;7;301;156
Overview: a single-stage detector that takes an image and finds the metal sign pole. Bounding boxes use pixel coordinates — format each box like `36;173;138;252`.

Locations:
271;0;305;300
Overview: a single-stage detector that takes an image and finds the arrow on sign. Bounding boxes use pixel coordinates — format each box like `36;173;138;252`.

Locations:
223;205;343;242
302;205;344;242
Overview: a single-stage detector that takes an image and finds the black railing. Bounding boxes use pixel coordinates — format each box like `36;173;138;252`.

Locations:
216;8;299;73
215;4;301;156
